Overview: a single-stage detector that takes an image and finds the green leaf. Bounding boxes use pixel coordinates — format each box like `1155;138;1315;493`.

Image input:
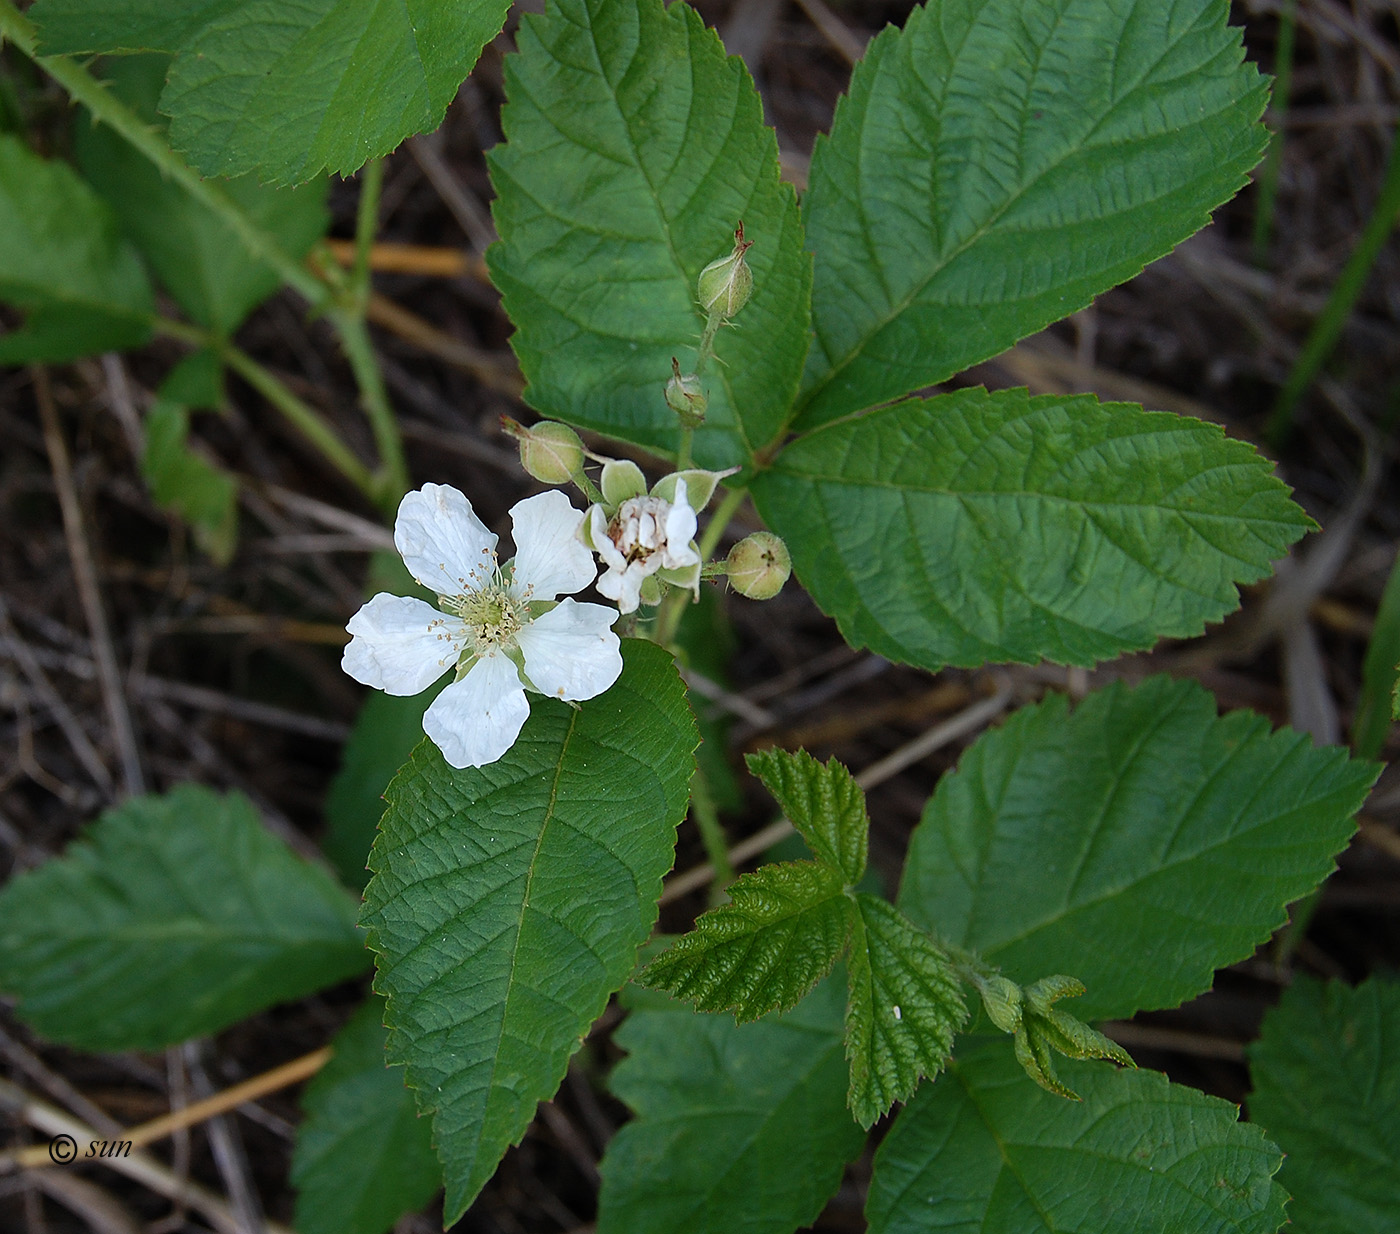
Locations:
795;0;1268;428
359;640;697;1224
751;388;1312;671
142;399;239;564
597;975;862;1234
745;749;867;884
0;785;367;1051
1248;976;1400;1234
487;0;811;469
845;894;967;1128
1352;549;1400;759
30;0;512;184
292;997;441;1234
324;684;445;892
866;1037;1286;1234
73;55;329;334
900;677;1380;1021
640;862;852;1021
0;133;152;361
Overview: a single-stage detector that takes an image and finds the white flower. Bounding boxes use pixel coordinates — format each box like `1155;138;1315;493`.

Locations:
589;479;701;613
342;483;623;769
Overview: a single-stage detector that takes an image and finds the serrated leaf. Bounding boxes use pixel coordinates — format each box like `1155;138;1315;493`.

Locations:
845;894;967;1128
74;55;329;335
796;0;1267;428
0;134;152;362
640;862;852;1022
292;997;441;1234
900;677;1379;1021
745;749;867;884
597;974;862;1234
1248;976;1400;1234
866;1036;1286;1234
488;0;811;469
142;400;238;564
30;0;512;184
0;785;367;1051
751;388;1312;671
359;640;696;1224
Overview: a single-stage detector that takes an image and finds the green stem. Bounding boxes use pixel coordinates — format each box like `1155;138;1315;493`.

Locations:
698;485;746;561
1251;0;1296;265
693;311;723;378
654;485;747;647
351;159;383;309
1268;119;1400;445
156;317;377;501
688;766;734;898
676;426;694;470
0;0;326;307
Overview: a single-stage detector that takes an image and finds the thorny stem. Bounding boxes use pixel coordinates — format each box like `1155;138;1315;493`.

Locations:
154;317;378;501
0;0;326;307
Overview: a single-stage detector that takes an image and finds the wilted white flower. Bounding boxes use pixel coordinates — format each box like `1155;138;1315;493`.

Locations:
588;479;701;613
342;483;622;769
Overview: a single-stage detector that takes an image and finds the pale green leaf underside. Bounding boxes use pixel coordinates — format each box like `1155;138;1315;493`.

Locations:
30;0;512;184
846;894;966;1128
752;388;1311;671
866;1037;1286;1234
900;677;1379;1021
0;134;152;362
488;0;811;469
292;998;441;1234
360;640;696;1225
597;976;861;1234
0;785;367;1051
75;55;329;334
746;748;868;885
1248;977;1400;1234
640;862;851;1022
797;0;1268;428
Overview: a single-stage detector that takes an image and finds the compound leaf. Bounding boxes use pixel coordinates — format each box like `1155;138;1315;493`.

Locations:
488;0;811;469
0;785;367;1051
360;639;696;1224
597;975;862;1234
797;0;1267;428
846;894;967;1128
1248;976;1400;1234
640;862;851;1022
74;55;329;336
30;0;512;184
751;388;1311;671
866;1037;1286;1234
745;749;867;884
0;134;152;362
292;997;441;1234
900;677;1379;1021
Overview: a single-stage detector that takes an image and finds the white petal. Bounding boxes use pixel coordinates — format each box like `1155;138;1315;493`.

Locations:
518;599;623;701
589;503;627;573
509;490;596;599
423;652;529;769
662;479;700;569
597;563;647;614
395;483;498;596
342;594;460;695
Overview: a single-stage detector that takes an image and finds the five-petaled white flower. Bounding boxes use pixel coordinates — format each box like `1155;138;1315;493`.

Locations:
589;479;701;614
342;484;622;769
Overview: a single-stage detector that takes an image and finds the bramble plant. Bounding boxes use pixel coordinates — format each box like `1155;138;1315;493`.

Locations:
0;0;1391;1232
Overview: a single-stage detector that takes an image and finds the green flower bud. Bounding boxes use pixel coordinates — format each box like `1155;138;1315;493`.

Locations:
726;531;790;600
697;222;754;319
665;356;707;426
501;417;584;485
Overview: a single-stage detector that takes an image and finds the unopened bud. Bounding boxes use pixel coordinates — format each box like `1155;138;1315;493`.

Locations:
726;531;790;600
665;357;707;426
502;417;584;485
697;222;754;319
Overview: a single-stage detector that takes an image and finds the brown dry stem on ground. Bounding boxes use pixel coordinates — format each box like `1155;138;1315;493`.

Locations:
3;2;1400;1231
